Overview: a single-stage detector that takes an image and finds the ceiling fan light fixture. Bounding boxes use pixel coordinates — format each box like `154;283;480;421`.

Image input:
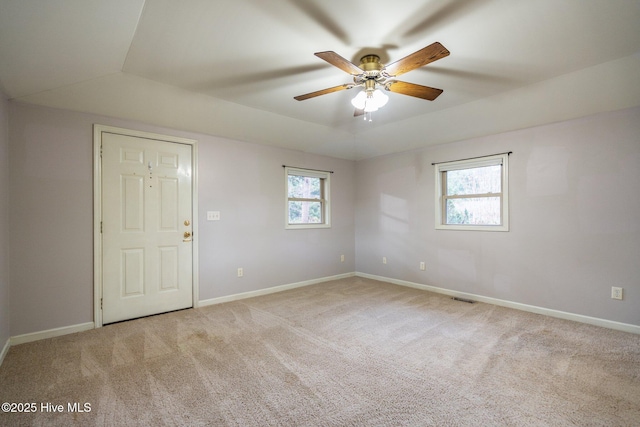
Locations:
371;89;389;108
294;42;449;119
351;90;367;109
351;88;389;112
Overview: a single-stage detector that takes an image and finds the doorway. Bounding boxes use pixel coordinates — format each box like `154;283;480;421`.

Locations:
94;125;198;326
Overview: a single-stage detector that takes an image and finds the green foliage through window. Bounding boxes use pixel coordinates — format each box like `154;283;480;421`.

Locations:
285;168;330;228
444;166;502;225
435;153;509;231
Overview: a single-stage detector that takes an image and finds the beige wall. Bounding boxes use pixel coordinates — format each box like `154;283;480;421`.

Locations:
5;101;640;338
355;106;640;326
0;93;9;348
8;102;355;336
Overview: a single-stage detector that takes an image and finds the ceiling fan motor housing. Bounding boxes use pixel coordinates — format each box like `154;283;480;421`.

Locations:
359;55;383;78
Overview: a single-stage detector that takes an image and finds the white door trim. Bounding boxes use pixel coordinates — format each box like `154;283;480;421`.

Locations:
93;124;199;328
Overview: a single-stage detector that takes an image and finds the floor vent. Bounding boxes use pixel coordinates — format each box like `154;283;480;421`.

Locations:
452;297;475;304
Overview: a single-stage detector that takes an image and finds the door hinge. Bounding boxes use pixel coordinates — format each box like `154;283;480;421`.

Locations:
100;221;103;233
100;298;103;310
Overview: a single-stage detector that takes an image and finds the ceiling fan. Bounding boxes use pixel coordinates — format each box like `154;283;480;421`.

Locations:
294;42;450;119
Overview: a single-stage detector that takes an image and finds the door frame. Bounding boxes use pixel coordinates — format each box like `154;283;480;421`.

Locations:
93;124;199;328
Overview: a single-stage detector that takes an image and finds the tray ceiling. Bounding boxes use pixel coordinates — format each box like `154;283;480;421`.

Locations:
1;0;640;160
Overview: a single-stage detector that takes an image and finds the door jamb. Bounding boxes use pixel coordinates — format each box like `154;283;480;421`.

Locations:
93;124;199;328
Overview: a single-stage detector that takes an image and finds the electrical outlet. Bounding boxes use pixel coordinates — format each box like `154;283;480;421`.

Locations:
420;262;426;271
382;257;387;264
340;254;344;262
237;268;243;278
611;287;623;300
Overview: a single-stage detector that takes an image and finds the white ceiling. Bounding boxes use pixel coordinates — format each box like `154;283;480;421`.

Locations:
2;0;640;160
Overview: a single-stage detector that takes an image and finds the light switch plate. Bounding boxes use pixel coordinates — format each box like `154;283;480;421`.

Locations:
207;211;220;221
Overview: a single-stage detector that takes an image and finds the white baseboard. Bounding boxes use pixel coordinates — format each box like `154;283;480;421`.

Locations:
356;272;640;335
0;337;9;366
198;272;356;307
4;273;355;351
10;322;95;346
2;270;635;367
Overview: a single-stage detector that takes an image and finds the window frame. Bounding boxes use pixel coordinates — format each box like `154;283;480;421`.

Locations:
434;153;509;231
285;167;331;229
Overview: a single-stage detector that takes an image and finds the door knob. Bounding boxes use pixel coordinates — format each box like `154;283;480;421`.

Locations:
184;231;191;238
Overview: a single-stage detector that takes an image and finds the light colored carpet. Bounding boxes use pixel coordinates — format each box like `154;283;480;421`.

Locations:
1;276;639;426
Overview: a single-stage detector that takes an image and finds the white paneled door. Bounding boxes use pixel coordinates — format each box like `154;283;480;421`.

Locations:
101;132;193;324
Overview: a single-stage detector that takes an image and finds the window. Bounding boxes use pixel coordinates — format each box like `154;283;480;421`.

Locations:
285;167;330;229
435;153;509;231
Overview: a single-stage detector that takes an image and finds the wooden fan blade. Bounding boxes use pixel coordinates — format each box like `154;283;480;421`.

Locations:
315;51;363;75
354;108;364;117
384;42;450;77
386;81;443;101
294;84;352;101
